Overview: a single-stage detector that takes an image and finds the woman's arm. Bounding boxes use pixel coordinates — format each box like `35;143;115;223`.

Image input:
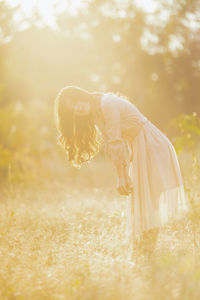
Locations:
101;95;133;195
115;163;133;196
105;140;133;195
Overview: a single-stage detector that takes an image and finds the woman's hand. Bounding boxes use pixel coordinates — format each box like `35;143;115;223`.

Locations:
117;174;133;196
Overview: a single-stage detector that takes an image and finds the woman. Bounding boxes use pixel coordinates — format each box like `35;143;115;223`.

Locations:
54;85;188;261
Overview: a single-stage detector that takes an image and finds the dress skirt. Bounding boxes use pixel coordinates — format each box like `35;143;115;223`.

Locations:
126;120;188;242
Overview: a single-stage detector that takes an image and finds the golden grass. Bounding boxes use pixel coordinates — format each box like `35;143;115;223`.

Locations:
0;183;200;300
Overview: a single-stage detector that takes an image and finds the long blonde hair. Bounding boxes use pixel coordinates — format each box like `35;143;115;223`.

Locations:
54;86;103;168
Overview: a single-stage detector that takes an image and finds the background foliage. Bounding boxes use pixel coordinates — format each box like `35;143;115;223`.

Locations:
0;0;199;189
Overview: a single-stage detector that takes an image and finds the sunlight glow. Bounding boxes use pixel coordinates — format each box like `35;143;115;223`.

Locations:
7;0;160;28
134;0;158;13
6;0;86;27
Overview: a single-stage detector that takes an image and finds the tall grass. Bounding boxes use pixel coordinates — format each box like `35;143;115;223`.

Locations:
0;181;199;300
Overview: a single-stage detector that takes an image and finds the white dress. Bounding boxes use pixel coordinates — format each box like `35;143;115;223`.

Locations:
93;93;188;242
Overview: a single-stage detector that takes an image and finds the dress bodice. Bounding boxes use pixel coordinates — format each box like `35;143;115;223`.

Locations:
93;93;148;166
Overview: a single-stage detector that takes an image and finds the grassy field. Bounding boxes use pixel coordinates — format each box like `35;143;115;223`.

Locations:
0;180;200;300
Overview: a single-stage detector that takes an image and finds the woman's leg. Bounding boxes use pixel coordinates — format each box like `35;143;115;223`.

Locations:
129;227;159;262
140;227;159;261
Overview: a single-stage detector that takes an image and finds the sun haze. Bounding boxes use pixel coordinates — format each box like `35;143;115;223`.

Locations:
6;0;87;27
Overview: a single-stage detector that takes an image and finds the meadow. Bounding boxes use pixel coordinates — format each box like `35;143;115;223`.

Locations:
0;156;200;300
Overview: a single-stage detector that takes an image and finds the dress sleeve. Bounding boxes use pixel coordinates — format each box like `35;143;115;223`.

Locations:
101;96;128;167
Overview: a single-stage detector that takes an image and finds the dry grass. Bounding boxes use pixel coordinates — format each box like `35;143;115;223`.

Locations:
0;182;200;300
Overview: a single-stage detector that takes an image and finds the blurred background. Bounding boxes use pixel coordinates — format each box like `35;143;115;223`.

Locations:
0;0;200;193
